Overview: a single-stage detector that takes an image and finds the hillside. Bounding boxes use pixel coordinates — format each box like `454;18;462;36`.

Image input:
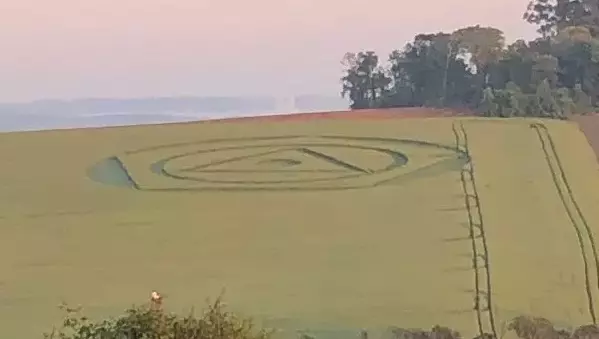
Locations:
2;109;599;339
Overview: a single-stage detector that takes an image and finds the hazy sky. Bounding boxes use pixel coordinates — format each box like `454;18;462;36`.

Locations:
0;0;537;102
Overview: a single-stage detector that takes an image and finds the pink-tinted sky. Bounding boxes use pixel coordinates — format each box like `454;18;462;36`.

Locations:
0;0;537;102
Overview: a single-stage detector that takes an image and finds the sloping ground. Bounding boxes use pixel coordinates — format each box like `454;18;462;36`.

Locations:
572;114;599;163
2;109;599;339
206;107;472;123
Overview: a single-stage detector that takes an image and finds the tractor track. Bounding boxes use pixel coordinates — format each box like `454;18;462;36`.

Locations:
452;121;498;339
531;122;599;325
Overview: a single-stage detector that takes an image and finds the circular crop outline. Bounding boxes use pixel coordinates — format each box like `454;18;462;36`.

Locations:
151;143;408;185
89;135;469;192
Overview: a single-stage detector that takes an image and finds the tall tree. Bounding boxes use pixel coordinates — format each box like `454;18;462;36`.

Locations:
387;33;472;107
336;0;599;116
536;78;561;116
487;40;536;91
524;0;557;37
552;26;599;102
573;83;594;112
479;87;498;116
555;86;577;116
531;54;559;87
525;0;599;37
341;51;391;109
452;26;506;85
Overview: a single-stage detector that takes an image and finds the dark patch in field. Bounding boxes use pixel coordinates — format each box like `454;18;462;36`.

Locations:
88;156;139;189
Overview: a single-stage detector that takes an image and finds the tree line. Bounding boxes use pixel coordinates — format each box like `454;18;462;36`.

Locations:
341;0;599;118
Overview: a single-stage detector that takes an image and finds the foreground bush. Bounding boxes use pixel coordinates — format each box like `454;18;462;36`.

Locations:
44;293;599;339
44;295;273;339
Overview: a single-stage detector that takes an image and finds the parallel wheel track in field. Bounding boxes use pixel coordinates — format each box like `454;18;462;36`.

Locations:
452;122;498;339
530;123;599;324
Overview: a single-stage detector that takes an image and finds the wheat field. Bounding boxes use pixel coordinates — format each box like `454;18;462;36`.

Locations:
1;117;599;339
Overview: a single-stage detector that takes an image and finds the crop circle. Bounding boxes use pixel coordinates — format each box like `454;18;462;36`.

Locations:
88;135;468;191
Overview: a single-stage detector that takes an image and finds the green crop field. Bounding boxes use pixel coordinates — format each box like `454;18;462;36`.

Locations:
2;116;599;339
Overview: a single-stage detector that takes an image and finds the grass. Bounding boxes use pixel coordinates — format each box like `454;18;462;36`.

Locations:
1;117;599;339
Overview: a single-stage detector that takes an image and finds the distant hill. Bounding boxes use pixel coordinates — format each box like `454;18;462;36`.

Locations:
0;95;350;132
0;95;349;116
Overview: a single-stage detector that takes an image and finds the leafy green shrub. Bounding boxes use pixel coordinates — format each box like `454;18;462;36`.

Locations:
43;292;599;339
43;295;273;339
387;325;462;339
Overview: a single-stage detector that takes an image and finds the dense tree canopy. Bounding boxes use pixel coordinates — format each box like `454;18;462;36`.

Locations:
341;0;599;117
